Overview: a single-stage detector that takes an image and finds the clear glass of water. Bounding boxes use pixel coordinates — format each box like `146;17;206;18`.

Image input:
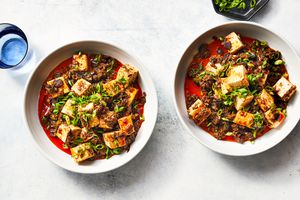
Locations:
0;23;29;70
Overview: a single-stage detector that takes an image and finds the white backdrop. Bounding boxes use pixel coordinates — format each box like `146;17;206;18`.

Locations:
0;0;300;199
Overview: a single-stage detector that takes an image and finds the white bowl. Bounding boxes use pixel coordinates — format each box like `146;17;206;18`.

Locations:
173;21;300;156
24;41;158;173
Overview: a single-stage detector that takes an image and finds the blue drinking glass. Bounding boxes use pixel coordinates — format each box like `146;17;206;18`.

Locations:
0;23;29;69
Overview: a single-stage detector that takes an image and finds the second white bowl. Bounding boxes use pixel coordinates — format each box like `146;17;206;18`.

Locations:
174;21;300;156
24;41;158;173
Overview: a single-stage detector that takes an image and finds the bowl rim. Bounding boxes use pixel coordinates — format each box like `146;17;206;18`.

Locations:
23;40;158;173
173;21;300;156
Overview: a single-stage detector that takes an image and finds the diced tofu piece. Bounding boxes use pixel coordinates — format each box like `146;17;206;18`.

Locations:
69;125;81;138
118;115;135;135
78;103;94;113
233;110;254;128
80;127;94;141
264;109;285;128
70;143;95;163
215;63;224;71
79;112;99;128
225;32;244;54
73;53;88;71
273;76;297;101
56;124;71;142
188;99;211;124
204;62;224;75
103;131;127;149
258;71;269;87
99;111;117;129
71;78;91;96
226;65;249;88
125;87;138;106
89;115;100;128
46;77;70;98
117;64;138;84
235;95;254;110
61;99;75;118
220;78;232;95
103;80;124;97
256;89;274;112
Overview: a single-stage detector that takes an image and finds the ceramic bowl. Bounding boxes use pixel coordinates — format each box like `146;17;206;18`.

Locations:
24;41;158;173
173;21;300;156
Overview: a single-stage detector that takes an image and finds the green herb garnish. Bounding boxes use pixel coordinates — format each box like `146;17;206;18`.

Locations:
140;115;145;121
214;0;257;12
117;77;127;84
113;148;122;155
253;112;264;128
274;60;284;66
114;105;125;113
106;60;115;73
90;143;105;151
247;73;263;85
73;137;84;146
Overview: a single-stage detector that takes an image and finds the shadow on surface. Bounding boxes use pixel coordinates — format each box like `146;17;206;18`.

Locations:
61;123;164;193
218;121;300;177
5;43;40;87
251;0;273;22
61;89;184;193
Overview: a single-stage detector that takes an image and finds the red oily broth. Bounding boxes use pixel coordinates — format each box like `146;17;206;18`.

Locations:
38;56;144;154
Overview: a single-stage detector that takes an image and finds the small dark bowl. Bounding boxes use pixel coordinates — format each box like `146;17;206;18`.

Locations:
212;0;269;20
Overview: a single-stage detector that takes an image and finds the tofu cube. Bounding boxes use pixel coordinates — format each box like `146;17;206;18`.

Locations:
235;95;254;110
273;76;296;101
225;32;244;54
89;115;100;128
256;89;274;112
70;143;95;163
99;111;117;130
188;99;211;124
117;64;139;84
46;77;70;98
233;110;254;128
69;125;81;138
226;65;249;88
71;78;91;96
78;103;94;113
103;80;124;97
258;71;269;87
61;99;75;118
73;53;88;71
125;87;138;106
80;127;94;142
56;124;71;142
79;112;99;128
264;109;285;128
220;78;232;95
103;131;127;149
204;62;224;75
118;115;135;135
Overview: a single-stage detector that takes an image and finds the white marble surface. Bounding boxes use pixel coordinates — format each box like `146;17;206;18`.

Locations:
1;0;300;199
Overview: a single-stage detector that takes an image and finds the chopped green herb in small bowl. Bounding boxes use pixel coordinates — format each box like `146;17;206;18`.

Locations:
212;0;269;20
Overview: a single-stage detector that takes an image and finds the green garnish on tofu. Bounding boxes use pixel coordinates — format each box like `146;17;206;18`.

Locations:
247;73;263;85
114;105;125;113
253;112;264;128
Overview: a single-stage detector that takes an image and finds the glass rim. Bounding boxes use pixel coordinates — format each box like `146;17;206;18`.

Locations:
0;23;29;69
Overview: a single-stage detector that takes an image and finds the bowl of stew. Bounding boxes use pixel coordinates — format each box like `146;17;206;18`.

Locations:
24;41;158;173
174;21;300;156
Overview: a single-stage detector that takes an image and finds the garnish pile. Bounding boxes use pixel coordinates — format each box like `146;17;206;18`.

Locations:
39;52;146;163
